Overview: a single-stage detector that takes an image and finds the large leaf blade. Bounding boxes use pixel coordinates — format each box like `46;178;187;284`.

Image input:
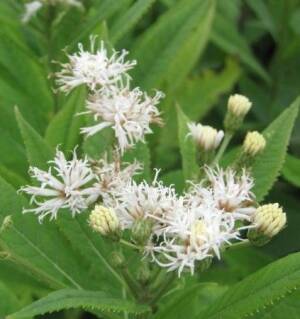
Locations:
7;289;150;319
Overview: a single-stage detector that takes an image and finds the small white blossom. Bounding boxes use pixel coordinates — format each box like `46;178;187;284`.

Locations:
20;149;99;221
187;123;224;151
204;166;256;220
22;0;82;23
22;1;43;23
81;83;163;153
56;38;136;93
148;205;240;276
91;152;142;206
113;171;182;233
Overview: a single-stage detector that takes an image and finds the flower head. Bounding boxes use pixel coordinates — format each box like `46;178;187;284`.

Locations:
201;166;256;221
252;203;286;238
243;131;266;157
148;204;240;276
228;94;252;117
56;37;136;93
81;83;163;153
113;171;182;233
20;149;98;221
187;123;224;151
89;205;120;237
91;152;142;205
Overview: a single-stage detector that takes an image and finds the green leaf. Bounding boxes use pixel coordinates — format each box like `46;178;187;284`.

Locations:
176;105;198;181
282;154;300;188
15;107;54;169
0;281;20;317
211;8;270;82
132;0;216;91
201;252;300;319
154;283;227;319
7;289;150;318
176;58;241;121
45;87;86;153
252;97;300;201
111;0;156;44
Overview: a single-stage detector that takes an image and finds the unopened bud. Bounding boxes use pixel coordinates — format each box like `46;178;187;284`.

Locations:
89;205;121;240
110;251;126;268
131;219;153;245
248;203;286;246
243;131;266;157
225;94;252;132
0;216;13;233
187;122;224;151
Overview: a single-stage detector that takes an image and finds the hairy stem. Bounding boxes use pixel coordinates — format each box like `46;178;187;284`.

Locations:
212;132;233;166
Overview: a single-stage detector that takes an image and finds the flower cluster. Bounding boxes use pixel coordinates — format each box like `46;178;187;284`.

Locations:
20;148;140;222
56;37;164;153
20;41;287;277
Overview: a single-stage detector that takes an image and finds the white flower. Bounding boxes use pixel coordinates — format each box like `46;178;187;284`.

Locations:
22;1;43;23
81;83;163;153
187;122;224;151
204;166;256;220
56;37;136;93
113;171;182;233
20;149;99;221
91;153;142;206
22;0;82;23
148;205;240;276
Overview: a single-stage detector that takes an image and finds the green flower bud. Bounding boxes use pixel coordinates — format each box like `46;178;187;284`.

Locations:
110;251;126;268
131;219;153;245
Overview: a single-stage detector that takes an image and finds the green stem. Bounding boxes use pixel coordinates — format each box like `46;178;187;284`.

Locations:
150;272;177;309
120;239;141;250
120;266;142;301
122;286;129;319
212;132;233;166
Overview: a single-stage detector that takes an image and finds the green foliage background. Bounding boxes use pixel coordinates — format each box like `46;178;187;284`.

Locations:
0;0;300;318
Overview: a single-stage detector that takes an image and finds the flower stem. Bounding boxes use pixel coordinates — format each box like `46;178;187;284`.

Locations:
212;132;233;166
227;239;251;250
120;239;141;250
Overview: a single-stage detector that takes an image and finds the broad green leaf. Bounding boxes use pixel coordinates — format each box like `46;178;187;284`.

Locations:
252;97;300;201
251;290;300;319
68;0;129;51
176;58;241;121
45;87;86;153
56;214;121;294
0;176;100;291
154;283;227;319
0;31;53;132
0;281;20;317
111;0;156;44
201;252;300;319
176;105;198;181
282;154;300;188
245;0;277;39
0;164;27;188
7;289;150;318
15;108;54;169
211;8;270;82
132;0;216;91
